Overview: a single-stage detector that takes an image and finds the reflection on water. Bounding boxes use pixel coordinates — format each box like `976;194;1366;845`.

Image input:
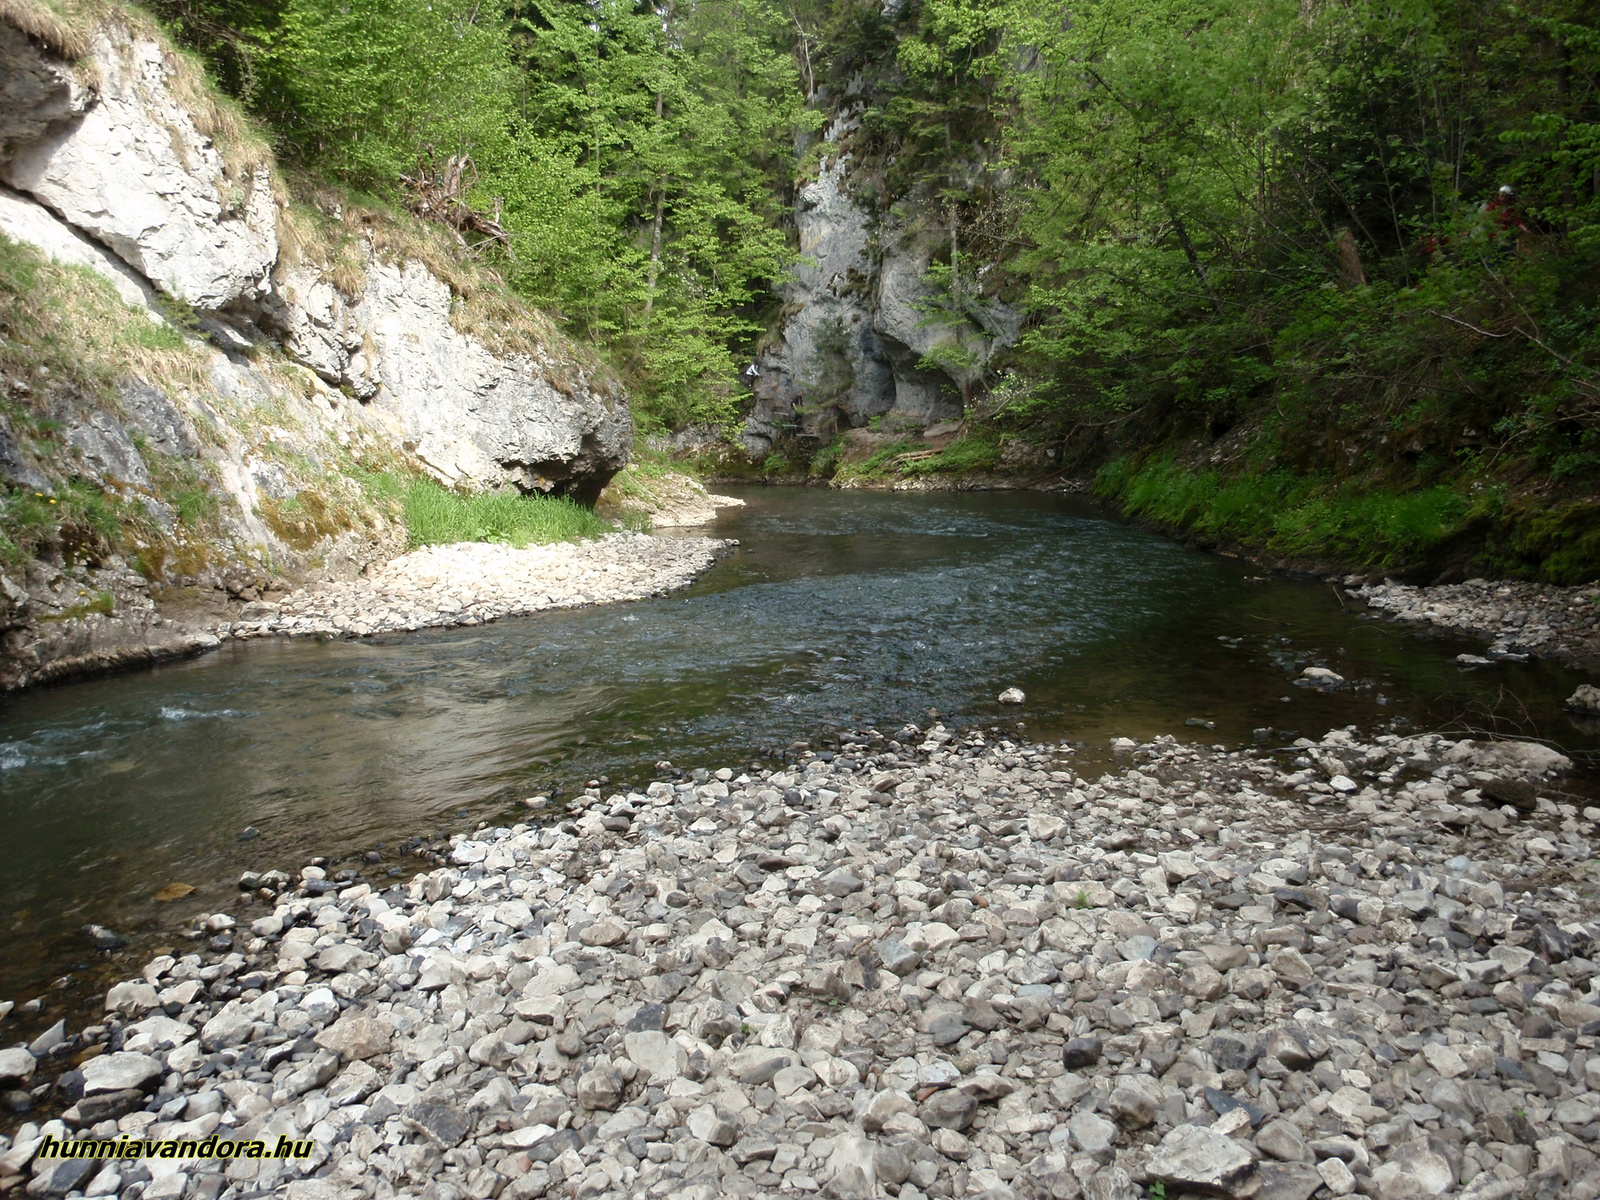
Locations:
1;487;1594;1005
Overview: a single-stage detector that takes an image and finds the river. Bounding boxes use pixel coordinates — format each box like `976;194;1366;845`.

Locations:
1;486;1594;1017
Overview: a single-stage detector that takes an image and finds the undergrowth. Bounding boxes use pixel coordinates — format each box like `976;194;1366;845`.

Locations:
365;476;611;549
1096;456;1482;575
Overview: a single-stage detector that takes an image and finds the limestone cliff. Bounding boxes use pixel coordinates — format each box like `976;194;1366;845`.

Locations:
741;114;1022;460
0;7;629;687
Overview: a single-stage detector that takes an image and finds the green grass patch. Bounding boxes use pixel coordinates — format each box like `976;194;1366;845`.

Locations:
832;438;925;483
902;434;1001;476
1096;456;1471;570
39;589;116;622
0;481;123;567
396;478;610;549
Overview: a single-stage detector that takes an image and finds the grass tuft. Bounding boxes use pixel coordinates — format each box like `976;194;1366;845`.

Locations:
392;478;610;549
0;0;91;59
1095;456;1473;571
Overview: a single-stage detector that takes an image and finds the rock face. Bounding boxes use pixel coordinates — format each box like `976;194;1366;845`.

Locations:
0;15;627;500
741;133;1021;458
0;9;634;687
351;261;627;500
0;22;92;159
1;26;278;309
264;259;631;499
0;182;158;312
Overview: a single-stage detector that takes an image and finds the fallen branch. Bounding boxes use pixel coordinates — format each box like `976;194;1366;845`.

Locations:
399;153;513;259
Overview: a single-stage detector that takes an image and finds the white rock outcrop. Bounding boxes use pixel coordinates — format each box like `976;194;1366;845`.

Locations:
0;182;158;313
743;133;1022;456
354;260;629;498
0;9;633;688
1;27;278;308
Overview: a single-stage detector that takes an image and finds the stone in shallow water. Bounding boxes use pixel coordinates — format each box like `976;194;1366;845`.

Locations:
80;924;126;949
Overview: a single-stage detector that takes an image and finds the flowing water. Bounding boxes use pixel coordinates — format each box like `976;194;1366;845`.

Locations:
1;487;1595;1016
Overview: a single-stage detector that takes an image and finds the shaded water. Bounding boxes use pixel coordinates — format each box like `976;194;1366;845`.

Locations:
1;487;1595;1013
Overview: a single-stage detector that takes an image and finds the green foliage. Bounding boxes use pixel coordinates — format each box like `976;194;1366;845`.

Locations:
495;0;804;430
997;0;1600;448
1097;457;1473;570
81;0;1600;578
39;590;117;622
902;434;999;475
808;437;846;478
396;478;610;549
150;0;805;433
0;481;123;568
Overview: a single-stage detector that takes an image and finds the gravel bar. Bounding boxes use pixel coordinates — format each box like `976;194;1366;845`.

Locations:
3;722;1599;1200
1352;579;1600;673
218;534;729;641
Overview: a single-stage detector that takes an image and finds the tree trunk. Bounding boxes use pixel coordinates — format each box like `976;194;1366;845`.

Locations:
949;201;961;312
645;90;665;319
1335;227;1367;289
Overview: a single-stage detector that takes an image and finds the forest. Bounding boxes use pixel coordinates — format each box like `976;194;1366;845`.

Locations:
143;0;1600;578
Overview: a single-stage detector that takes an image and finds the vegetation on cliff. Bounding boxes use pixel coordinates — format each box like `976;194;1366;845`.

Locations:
16;0;1600;579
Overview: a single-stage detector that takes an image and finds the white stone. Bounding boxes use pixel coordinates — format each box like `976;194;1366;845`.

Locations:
0;185;160;314
2;30;277;307
81;1050;162;1094
0;1047;36;1084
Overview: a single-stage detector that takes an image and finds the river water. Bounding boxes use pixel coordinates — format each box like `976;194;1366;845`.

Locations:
1;487;1595;1014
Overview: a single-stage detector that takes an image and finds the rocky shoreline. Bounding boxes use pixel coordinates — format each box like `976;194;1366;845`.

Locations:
2;720;1598;1200
219;534;729;641
1346;581;1600;674
1;533;729;691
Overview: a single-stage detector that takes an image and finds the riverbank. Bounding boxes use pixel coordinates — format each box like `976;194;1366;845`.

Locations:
1351;579;1600;675
3;720;1597;1200
219;534;729;641
1;530;731;691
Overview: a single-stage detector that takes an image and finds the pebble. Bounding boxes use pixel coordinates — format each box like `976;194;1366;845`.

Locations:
3;721;1598;1200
